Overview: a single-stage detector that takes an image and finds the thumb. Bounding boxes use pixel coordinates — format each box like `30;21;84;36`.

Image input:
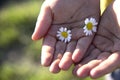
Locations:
32;2;52;40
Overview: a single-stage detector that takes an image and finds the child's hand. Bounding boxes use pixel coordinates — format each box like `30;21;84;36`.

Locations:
32;0;100;73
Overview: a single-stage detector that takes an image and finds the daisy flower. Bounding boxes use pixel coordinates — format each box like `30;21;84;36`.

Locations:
57;27;72;43
83;17;98;36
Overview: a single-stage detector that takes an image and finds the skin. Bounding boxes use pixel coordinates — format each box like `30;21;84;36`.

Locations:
32;0;100;73
73;0;120;79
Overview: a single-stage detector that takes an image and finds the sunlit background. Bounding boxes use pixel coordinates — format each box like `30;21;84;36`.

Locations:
0;0;112;80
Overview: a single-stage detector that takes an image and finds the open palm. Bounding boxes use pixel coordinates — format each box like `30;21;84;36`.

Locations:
73;1;120;78
32;0;100;73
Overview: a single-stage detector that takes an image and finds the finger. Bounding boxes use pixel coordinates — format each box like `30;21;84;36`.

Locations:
88;52;111;79
83;45;95;58
97;52;111;61
77;60;101;78
90;52;120;79
72;36;94;63
41;35;56;66
59;41;77;70
49;41;66;73
32;2;52;40
81;48;101;65
74;48;101;78
72;45;96;75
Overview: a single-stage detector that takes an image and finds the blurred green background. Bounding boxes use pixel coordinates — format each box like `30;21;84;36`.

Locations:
0;0;105;80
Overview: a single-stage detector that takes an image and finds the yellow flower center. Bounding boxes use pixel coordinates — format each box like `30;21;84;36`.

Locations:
86;22;93;30
61;32;68;38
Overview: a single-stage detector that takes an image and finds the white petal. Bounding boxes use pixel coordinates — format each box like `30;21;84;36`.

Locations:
93;22;98;25
64;27;67;31
64;38;67;43
92;21;97;25
85;32;89;36
57;31;61;33
90;18;98;25
57;34;61;37
67;38;70;43
84;29;88;33
84;30;87;33
88;31;92;35
92;26;97;32
90;17;96;23
87;32;90;36
61;37;64;41
67;36;71;39
90;17;94;21
90;19;94;23
69;34;72;37
85;18;89;24
60;27;64;32
83;26;87;30
68;37;71;41
67;30;71;33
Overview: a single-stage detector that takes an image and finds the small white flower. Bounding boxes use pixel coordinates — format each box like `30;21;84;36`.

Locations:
57;27;72;43
83;17;98;36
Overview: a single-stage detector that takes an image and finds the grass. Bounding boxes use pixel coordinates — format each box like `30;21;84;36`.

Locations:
0;0;43;47
0;60;105;80
0;60;103;80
